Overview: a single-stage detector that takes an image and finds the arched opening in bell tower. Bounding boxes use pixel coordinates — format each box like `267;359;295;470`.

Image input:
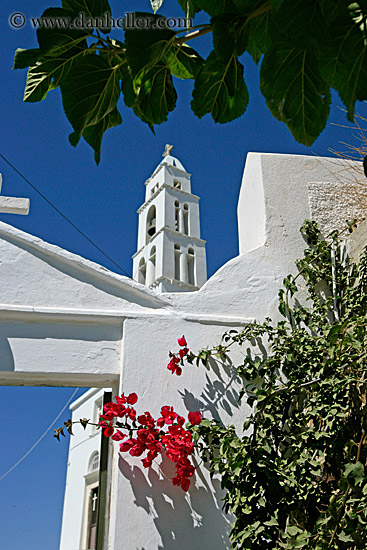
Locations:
174;200;180;231
147;246;156;287
188;247;195;285
138;258;146;284
174;244;180;281
183;204;189;235
146;205;156;243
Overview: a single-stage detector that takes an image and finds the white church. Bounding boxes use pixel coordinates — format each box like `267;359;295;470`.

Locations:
1;149;366;550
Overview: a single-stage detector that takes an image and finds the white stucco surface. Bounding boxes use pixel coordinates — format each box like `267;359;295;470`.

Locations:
172;154;367;322
1;152;366;549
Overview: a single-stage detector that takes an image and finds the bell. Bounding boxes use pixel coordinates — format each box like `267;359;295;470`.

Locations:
147;218;156;236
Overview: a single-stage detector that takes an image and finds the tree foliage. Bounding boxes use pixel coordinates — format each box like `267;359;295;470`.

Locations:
187;220;367;548
13;0;367;162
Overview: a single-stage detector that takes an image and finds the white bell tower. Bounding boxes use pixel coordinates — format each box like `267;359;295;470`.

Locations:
132;145;207;293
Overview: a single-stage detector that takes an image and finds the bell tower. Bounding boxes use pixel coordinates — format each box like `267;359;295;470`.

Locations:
132;145;207;293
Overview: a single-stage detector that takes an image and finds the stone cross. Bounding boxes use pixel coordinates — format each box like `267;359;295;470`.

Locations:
0;174;30;215
92;491;98;512
162;144;174;157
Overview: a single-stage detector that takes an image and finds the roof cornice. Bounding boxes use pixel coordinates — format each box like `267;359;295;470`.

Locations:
137;183;200;213
144;161;191;186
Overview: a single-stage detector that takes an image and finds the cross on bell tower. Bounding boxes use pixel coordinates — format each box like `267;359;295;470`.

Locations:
0;174;30;215
132;146;207;293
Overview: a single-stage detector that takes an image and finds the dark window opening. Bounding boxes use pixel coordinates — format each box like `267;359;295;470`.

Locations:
87;487;98;550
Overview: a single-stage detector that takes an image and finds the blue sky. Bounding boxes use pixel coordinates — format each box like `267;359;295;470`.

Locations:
1;1;367;548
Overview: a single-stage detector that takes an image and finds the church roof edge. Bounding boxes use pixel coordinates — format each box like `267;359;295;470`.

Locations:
0;221;170;307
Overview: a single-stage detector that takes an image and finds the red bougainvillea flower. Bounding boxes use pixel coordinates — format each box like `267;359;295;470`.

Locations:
119;438;134;452
172;457;196;491
126;392;138;405
167;337;190;375
167;356;182;376
188;411;203;426
180;477;191;492
138;412;155;428
103;392;201;492
125;407;137;421
111;430;126;442
177;335;187;347
179;347;189;359
103;425;114;438
142;453;154;468
176;415;185;426
114;394;127;409
157;405;177;427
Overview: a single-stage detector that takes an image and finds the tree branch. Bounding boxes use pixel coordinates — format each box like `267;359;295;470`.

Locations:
175;1;271;46
175;26;212;45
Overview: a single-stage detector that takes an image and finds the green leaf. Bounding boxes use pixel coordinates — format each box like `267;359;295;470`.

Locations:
319;0;347;19
287;525;302;537
338;531;354;542
79;417;90;429
212;14;250;61
168;44;203;79
124;14;181;126
23;63;52;102
60;55;121;143
232;16;251;56
120;64;136;108
13;48;41;70
62;0;112;32
322;10;367;120
120;63;154;131
344;461;365;485
264;517;279;527
260;42;331;145
200;418;211;427
270;0;326;51
327;323;343;344
134;64;177;125
124;13;175;85
212;15;236;61
21;6;91;104
78;107;122;164
232;0;264;10
62;0;110;14
247;12;271;63
150;0;165;13
191;51;249;123
23;38;88;103
36;8;88;56
196;0;236;16
294;533;311;548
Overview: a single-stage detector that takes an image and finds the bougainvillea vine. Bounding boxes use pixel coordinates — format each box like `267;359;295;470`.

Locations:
98;376;202;491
